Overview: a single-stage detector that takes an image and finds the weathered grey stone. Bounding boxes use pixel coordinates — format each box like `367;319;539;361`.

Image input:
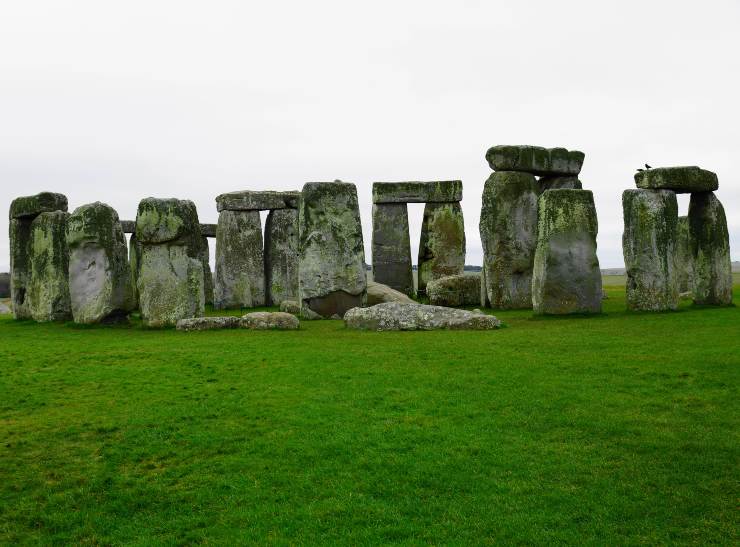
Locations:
486;145;584;176
240;311;300;330
418;202;466;295
688;192;732;305
622;189;679;311
28;211;72;321
9;192;68;219
539;176;582;191
676;216;693;293
635;166;718;193
366;280;415;306
200;224;217;238
479;171;539;309
66;202;135;323
120;220;136;234
129;233;142;307
265;208;299;306
214;210;265;309
0;302;10;315
427;273;481;307
176;316;240;331
480;267;490;308
0;272;9;298
198;237;214;305
372;181;463;204
298;182;367;318
371;203;413;295
344;302;501;331
216;190;300;212
279;300;301;314
135;198;203;246
532;189;602;314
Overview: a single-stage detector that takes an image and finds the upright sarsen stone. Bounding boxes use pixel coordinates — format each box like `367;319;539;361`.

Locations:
265;208;299;306
417;202;465;295
198;236;213;305
28;211;72;321
676;216;693;293
622;189;679;311
299;182;366;318
129;233;142;307
479;171;539;309
371;203;413;296
214;210;265;308
532;189;602;314
688;192;732;305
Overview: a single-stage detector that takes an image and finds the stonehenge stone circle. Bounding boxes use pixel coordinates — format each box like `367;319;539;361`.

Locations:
264;208;299;306
344;302;501;331
427;273;481;307
28;211;72;321
479;171;540;309
486;145;584;176
371;203;413;295
676;216;693;293
372;180;462;204
622;189;679;311
417;202;466;295
66;202;134;323
298;181;367;318
635;166;718;193
532;189;602;314
688;192;732;305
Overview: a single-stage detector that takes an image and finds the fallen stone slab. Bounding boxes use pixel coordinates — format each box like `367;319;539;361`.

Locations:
372;181;463;204
688;192;732;305
10;192;68;219
539;176;582;191
371;203;413;295
216;190;300;212
344;302;501;331
486;145;584;176
634;166;718;193
366;281;415;306
418;202;466;295
240;311;300;330
214;210;265;308
176;316;240;331
28;211;72;321
427;273;481;307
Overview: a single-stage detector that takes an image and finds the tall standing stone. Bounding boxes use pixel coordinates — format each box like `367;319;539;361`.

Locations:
676;216;693;293
66;202;135;323
129;233;142;307
299;181;367;318
264;208;299;305
479;171;539;309
28;211;72;321
688;192;732;305
198;237;213;305
417;202;465;295
622;189;679;311
371;203;413;296
214;209;265;309
532;189;602;314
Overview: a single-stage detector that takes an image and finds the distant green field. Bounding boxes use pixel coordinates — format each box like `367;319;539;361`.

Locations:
0;283;738;544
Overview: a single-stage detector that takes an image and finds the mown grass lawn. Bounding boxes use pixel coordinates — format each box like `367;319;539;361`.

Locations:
0;281;738;545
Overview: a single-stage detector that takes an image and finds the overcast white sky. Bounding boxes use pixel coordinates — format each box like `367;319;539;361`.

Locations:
1;0;738;270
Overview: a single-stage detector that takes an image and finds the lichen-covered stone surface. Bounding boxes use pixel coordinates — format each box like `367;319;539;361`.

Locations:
371;203;413;295
479;171;539;309
279;300;301;314
372;181;463;204
417;202;465;295
486;145;584;176
176;316;240;331
427;273;481;307
66;202;134;323
28;211;72;321
136;198;202;246
635;166;718;193
10;192;68;219
129;233;142;307
539;176;582;191
366;281;415;306
120;220;136;234
240;311;300;330
200;224;217;238
344;302;501;331
298;182;367;318
214;210;265;309
265;208;299;306
216;190;300;212
198;237;214;305
532;189;602;315
688;192;732;305
622;190;679;311
676;216;693;293
0;272;9;298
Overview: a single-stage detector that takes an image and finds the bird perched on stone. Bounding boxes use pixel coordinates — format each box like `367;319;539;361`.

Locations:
645;163;652;169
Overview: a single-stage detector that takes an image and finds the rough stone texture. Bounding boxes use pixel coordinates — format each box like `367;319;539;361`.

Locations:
66;202;135;323
344;302;501;331
198;237;214;305
265;208;299;306
0;272;9;298
688;192;732;305
366;280;415;306
129;233;142;307
372;181;463;204
28;211;72;321
532;189;602;315
539;176;582;191
0;302;10;314
298;182;367;318
486;145;584;176
279;300;301;314
635;166;718;193
622;189;679;311
240;311;300;330
216;190;300;212
10;192;68;219
176;316;240;331
479;171;539;309
417;202;466;295
200;224;217;238
480;267;490;308
676;216;693;293
214;209;265;309
427;273;481;307
371;203;413;295
120;220;136;233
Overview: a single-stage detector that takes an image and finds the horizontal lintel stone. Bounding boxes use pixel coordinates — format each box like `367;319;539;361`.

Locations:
634;166;718;193
372;181;462;204
121;220;216;237
10;192;68;220
485;145;584;176
216;190;301;212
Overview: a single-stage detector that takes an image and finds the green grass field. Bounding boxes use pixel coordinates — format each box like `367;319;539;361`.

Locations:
1;281;738;544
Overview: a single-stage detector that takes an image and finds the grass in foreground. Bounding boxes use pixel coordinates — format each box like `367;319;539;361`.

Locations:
0;284;738;544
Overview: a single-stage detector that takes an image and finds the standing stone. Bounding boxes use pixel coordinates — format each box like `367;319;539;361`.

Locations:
198;236;214;305
427;273;481;307
298;181;367;318
539;176;582;191
371;203;413;296
417;202;465;295
214;210;265;309
676;216;693;293
479;171;539;309
532;189;602;314
688;192;732;305
66;202;134;323
129;233;142;307
28;211;72;321
0;272;9;298
265;208;299;306
622;189;679;311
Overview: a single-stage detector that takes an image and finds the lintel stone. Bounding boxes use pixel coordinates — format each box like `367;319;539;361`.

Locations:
485;145;584;176
372;181;462;204
10;192;68;220
634;166;718;193
216;190;300;212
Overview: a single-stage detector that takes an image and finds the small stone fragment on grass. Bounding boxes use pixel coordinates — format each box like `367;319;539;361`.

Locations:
176;316;240;331
240;311;300;330
279;300;301;314
427;274;481;307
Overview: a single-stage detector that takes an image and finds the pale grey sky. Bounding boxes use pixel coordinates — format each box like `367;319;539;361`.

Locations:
1;0;738;270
